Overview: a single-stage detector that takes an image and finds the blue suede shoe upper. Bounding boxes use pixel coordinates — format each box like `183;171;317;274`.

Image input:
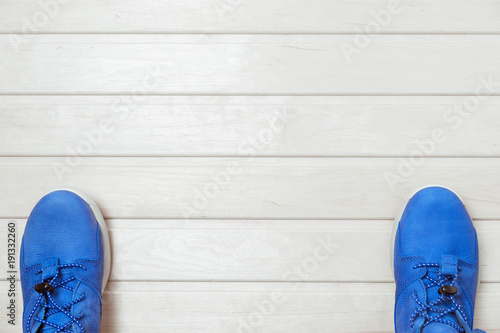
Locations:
394;187;481;333
21;190;105;333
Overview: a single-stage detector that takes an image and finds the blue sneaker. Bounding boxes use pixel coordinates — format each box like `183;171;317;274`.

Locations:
392;186;485;333
21;189;111;333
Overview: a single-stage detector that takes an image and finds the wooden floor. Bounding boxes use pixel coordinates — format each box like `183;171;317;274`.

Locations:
1;1;500;332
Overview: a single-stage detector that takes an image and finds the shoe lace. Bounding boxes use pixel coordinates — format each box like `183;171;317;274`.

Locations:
410;263;467;332
27;263;87;333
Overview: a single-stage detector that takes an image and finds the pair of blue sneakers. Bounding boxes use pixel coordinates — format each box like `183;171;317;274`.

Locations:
21;186;485;332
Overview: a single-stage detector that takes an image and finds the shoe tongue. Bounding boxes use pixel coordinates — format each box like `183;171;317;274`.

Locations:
423;268;461;331
422;323;459;333
41;329;68;333
39;270;77;332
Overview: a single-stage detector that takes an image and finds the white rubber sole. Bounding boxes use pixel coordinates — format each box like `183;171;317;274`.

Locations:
390;185;466;276
44;187;111;292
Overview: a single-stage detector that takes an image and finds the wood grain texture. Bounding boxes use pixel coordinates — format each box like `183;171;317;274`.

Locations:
2;219;499;283
2;35;500;94
2;0;500;331
1;0;500;33
1;96;499;157
0;156;500;219
2;282;500;332
1;157;500;220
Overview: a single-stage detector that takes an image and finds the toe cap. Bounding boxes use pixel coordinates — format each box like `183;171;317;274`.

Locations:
397;186;477;263
22;190;100;267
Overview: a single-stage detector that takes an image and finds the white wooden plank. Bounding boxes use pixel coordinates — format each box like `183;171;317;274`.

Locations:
0;157;500;219
2;35;500;94
101;282;500;333
1;0;500;33
1;282;499;332
2;219;499;283
1;96;500;157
